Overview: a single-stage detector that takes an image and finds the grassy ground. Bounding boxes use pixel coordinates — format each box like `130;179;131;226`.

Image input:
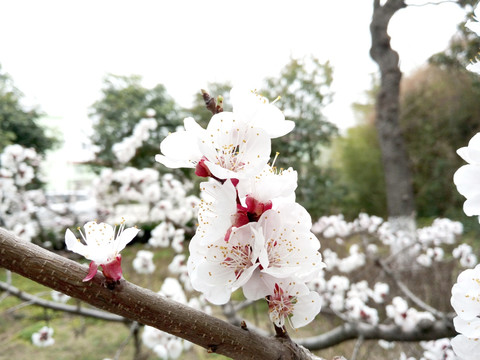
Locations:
0;241;442;360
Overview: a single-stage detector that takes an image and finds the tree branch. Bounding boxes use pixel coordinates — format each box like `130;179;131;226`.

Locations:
0;280;126;322
376;259;448;319
0;227;325;360
405;0;458;6
298;316;455;350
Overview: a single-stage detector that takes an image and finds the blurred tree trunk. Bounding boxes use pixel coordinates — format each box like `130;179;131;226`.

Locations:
369;0;416;227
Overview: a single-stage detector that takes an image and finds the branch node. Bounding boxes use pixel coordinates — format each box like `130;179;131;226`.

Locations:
274;324;290;339
207;344;218;353
201;89;222;115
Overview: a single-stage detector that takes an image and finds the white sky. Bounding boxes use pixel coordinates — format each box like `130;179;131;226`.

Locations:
0;0;468;150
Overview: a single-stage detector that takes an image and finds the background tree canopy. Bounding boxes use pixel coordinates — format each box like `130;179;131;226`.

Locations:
257;57;340;218
185;57;341;218
333;63;480;224
0;65;57;155
89;74;181;170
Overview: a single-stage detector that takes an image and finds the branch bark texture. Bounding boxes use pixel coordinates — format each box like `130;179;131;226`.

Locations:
370;0;416;219
0;227;321;360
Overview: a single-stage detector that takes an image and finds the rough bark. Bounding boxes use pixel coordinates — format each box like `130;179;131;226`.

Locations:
369;0;416;220
0;227;323;360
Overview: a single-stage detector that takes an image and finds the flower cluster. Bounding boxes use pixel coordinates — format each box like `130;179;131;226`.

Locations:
156;87;324;329
450;264;480;359
112;116;158;163
0;144;45;242
94;168;198;240
451;120;480;357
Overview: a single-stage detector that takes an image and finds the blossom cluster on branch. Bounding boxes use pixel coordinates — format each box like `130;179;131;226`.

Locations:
156;87;325;330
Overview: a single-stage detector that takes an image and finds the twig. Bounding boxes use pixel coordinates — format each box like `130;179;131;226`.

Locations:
376;259;446;319
0;269;12;302
351;335;364;360
0;280;126;322
114;322;140;360
406;0;458;6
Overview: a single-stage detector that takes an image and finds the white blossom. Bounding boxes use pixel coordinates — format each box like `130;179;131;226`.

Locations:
132;250;156;274
65;219;139;281
31;326;55;347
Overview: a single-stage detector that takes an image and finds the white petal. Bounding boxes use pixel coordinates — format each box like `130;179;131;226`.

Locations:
451;265;480;320
464;193;480;217
183;117;205;136
453;316;480;339
242;270;270;300
65;229;88;257
454;165;480;198
451;334;480;360
156;131;202;169
115;227;140;253
291;291;322;328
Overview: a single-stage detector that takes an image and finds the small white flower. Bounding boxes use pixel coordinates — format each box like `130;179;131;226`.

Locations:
65;219;139;281
31;326;55;347
132;250;156;274
188;223;264;305
50;290;70;303
250;274;321;329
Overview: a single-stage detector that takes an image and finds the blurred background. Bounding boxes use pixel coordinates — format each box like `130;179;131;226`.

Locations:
1;1;480;358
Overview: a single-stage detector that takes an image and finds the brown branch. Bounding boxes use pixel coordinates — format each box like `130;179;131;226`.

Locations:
0;227;325;360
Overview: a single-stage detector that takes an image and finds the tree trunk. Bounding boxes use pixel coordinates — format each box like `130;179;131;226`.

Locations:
369;0;416;225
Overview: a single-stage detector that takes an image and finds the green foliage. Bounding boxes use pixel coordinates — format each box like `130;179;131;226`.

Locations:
334;63;480;220
261;56;339;218
400;64;480;218
0;65;58;155
89;74;181;170
332;124;387;218
430;4;480;70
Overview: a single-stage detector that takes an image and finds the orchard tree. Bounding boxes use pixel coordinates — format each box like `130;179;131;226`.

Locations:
369;0;478;232
370;0;416;229
429;1;480;69
90;74;181;170
261;57;340;218
334;63;480;222
400;64;480;220
0;65;57;155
